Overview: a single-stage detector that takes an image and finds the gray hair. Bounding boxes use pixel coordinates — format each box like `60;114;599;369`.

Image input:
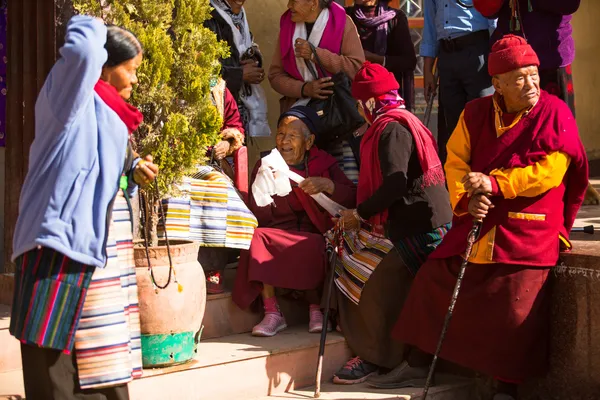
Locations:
300;123;311;140
277;116;313;140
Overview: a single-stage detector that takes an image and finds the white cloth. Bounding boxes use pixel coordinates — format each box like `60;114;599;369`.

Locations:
210;0;271;137
291;8;330;107
252;149;346;217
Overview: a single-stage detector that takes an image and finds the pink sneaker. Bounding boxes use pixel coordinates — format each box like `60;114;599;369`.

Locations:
309;308;332;333
252;312;287;337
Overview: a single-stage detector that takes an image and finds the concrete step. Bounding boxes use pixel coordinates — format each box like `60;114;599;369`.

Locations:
0;327;352;399
250;376;473;400
0;263;312;375
0;305;20;374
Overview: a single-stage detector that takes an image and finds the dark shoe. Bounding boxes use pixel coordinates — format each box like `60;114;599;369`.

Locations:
333;357;379;385
366;361;430;389
206;271;224;294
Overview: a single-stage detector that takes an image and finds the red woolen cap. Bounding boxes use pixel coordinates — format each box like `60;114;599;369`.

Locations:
352;61;399;101
488;34;540;76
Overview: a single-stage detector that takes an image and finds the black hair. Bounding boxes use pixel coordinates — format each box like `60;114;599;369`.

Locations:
318;0;333;9
104;25;143;67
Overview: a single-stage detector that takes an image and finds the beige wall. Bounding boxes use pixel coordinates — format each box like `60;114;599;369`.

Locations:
572;1;600;160
244;0;288;169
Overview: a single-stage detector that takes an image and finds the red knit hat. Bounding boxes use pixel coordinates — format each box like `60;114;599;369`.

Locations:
488;34;540;76
352;61;399;101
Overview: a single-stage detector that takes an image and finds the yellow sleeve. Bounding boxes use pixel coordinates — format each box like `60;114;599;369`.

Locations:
490;151;571;199
444;111;471;216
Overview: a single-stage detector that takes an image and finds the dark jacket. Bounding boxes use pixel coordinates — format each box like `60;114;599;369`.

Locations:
204;10;256;102
357;122;453;242
346;6;417;110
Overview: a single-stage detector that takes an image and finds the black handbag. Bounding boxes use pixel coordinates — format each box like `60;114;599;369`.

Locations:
304;43;365;151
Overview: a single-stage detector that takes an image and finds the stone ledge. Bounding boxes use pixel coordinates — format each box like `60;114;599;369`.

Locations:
528;239;600;400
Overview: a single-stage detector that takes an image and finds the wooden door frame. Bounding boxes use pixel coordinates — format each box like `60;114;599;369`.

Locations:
3;0;73;273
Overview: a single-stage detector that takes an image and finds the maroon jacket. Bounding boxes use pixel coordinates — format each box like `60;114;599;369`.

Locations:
431;91;588;266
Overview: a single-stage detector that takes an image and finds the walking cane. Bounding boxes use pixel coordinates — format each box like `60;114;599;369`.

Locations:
421;218;484;400
570;225;595;235
423;58;439;128
314;230;340;398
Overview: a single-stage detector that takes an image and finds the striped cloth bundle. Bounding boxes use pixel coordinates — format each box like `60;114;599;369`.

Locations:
159;198;191;240
333;228;394;305
160;166;257;250
74;191;142;389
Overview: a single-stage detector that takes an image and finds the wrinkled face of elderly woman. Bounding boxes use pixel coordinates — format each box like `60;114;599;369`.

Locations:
276;116;315;165
288;0;320;23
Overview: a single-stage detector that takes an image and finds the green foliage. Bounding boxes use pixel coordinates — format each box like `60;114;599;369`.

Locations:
73;0;228;195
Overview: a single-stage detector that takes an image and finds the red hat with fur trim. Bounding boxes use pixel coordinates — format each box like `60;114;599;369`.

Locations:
488;34;540;76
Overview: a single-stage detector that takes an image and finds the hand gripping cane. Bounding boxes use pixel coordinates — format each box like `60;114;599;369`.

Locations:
421;217;484;400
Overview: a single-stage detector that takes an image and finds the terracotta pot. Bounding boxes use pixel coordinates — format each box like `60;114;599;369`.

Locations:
134;240;206;368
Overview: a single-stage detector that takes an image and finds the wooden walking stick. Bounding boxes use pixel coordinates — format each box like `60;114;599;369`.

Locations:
423;58;439;128
421;217;483;400
314;225;341;398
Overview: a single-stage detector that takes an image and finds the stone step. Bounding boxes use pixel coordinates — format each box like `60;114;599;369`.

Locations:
249;377;473;400
0;327;352;399
0;290;312;375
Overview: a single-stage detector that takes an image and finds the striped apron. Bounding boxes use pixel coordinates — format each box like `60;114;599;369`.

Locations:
10;190;142;390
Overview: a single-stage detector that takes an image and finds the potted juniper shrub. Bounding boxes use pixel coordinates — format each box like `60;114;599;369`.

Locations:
74;0;228;367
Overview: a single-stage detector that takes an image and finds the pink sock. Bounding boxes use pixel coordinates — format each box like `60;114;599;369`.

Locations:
263;296;279;314
309;304;321;312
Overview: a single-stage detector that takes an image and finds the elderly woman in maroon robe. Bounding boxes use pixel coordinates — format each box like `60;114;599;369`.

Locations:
233;106;356;337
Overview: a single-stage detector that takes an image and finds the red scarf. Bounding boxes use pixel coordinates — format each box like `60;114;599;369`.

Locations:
94;79;143;134
358;108;445;226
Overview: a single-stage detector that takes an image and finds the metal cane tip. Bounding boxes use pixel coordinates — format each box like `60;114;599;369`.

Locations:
314;393;321;398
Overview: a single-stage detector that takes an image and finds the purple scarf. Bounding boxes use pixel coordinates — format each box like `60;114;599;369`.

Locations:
353;2;396;55
279;2;347;81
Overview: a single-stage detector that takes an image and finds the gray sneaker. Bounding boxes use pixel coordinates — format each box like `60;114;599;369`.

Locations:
366;361;431;389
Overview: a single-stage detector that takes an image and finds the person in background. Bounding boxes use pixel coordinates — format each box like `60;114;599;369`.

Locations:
269;0;365;184
331;62;452;385
391;36;588;400
346;0;417;111
9;16;158;399
232;106;356;337
205;0;268;135
201;76;246;295
472;0;599;206
421;0;496;164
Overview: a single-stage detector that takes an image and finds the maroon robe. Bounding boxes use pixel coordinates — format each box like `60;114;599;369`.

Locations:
232;147;356;309
394;91;588;381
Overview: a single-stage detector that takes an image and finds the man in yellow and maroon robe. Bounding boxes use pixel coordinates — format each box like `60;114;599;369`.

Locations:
373;35;588;399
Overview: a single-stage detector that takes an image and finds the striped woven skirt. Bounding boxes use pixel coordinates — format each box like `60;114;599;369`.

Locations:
394;223;452;276
10;190;142;390
329;140;359;185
